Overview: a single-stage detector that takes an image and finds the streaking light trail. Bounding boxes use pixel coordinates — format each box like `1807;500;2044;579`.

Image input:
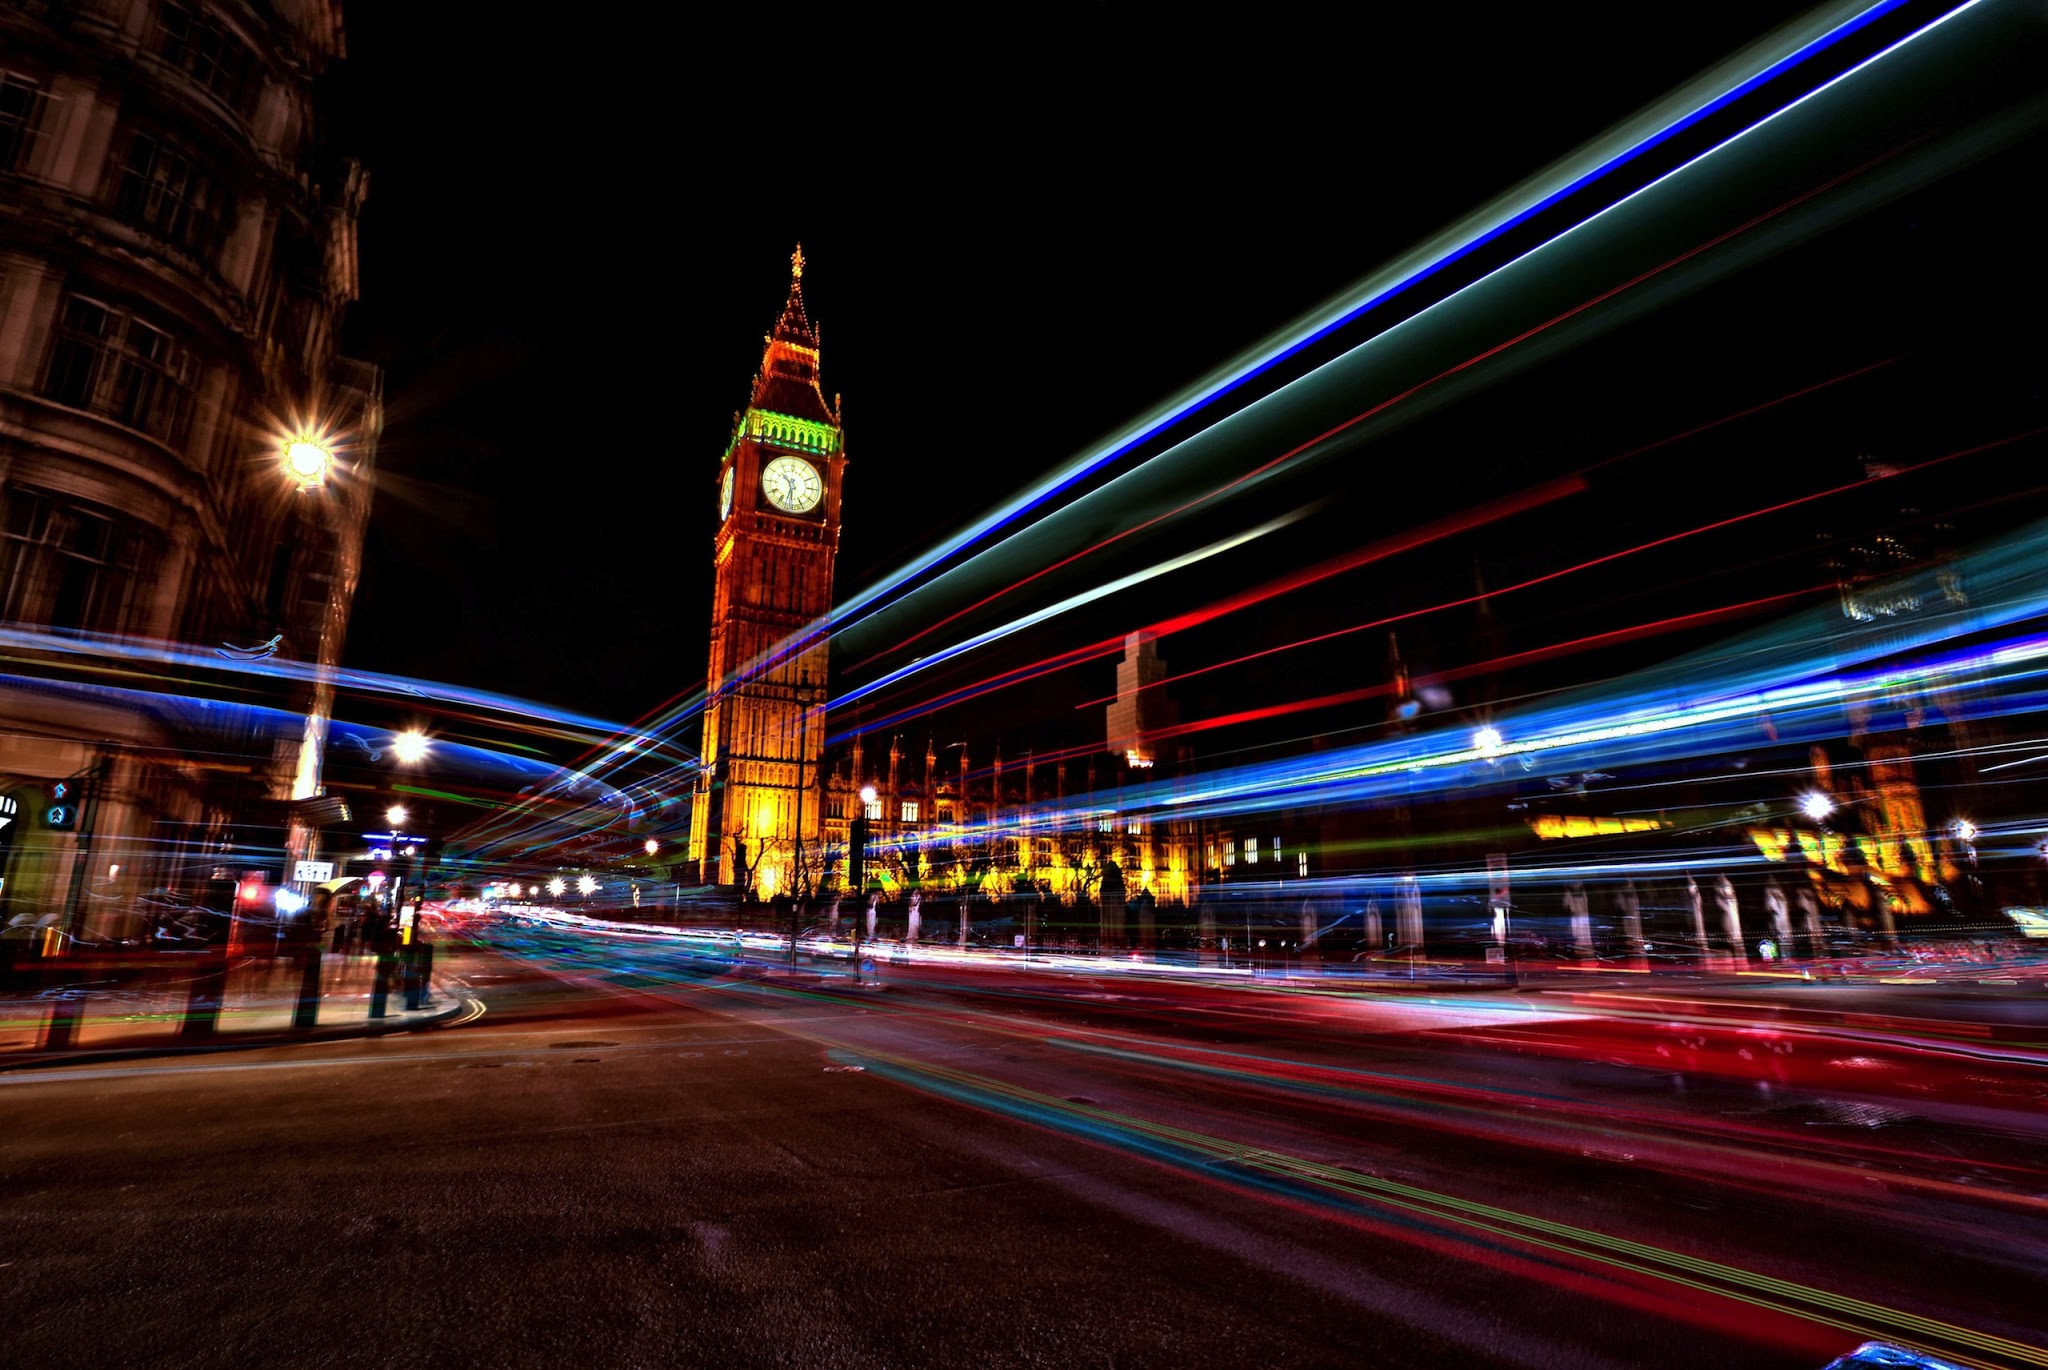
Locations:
832;0;1988;681
583;0;1969;778
819;0;1919;633
829;507;1304;719
1099;424;2048;707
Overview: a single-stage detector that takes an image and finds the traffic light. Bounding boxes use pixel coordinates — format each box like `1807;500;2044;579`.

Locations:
848;812;868;895
43;778;84;830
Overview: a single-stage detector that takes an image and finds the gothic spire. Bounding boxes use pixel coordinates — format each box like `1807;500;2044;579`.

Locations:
746;244;834;424
770;243;818;349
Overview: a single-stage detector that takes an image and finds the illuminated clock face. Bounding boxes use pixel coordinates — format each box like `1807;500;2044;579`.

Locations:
719;465;734;519
759;455;823;514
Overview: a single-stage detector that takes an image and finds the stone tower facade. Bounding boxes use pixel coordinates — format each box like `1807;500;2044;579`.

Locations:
687;248;846;899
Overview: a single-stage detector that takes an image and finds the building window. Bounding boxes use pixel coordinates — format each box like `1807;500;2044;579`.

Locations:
1222;839;1236;867
863;797;882;821
42;295;198;444
1298;852;1309;879
112;130;226;257
900;800;919;822
1245;837;1259;865
936;801;953;823
153;3;255;110
1272;838;1282;868
0;71;54;174
1;488;155;633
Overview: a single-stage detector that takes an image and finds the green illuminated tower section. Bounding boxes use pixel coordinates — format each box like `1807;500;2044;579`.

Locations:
689;247;847;897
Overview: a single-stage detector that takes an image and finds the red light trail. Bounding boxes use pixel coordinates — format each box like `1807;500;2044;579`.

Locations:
1095;422;2048;708
848;142;1919;680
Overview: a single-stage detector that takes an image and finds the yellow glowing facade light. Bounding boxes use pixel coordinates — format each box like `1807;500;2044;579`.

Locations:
1527;814;1667;840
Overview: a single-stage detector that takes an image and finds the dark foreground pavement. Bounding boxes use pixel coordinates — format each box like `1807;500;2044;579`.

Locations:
1;927;2042;1369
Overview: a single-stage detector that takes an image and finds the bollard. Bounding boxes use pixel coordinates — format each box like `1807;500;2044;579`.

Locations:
181;955;227;1039
402;947;423;1011
416;940;435;1003
293;948;323;1031
42;989;85;1052
369;953;393;1019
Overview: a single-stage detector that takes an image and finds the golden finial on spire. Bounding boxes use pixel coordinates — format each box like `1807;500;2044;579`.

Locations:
791;242;805;280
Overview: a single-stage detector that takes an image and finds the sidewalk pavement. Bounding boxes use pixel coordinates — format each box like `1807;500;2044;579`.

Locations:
0;943;477;1068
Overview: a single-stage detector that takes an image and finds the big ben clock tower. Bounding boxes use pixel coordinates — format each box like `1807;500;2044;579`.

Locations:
688;247;848;896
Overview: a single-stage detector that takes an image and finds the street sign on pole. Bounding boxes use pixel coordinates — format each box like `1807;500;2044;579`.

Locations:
293;860;335;883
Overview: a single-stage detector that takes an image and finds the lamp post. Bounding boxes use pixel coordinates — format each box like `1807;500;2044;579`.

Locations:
850;786;874;977
788;684;817;968
280;429;343;899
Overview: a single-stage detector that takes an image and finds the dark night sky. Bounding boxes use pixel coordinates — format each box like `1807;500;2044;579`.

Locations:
328;3;1826;731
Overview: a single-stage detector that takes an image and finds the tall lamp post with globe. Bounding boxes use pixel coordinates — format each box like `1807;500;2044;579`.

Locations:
278;427;373;898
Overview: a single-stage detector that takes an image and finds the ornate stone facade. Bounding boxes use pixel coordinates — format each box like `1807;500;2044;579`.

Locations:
0;0;378;937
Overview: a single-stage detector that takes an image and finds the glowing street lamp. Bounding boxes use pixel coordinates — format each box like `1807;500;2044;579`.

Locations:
284;433;335;490
385;803;408;828
1473;726;1504;758
644;838;659;857
577;874;598;897
548;877;566;898
1801;792;1835;822
391;729;431;765
1952;818;1978;843
507;882;522;899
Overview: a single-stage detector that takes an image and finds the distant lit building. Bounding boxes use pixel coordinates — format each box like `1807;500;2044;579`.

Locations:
0;0;379;936
815;729;1209;927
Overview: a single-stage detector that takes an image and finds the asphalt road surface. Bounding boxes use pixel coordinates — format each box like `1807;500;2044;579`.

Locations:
3;922;2043;1369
